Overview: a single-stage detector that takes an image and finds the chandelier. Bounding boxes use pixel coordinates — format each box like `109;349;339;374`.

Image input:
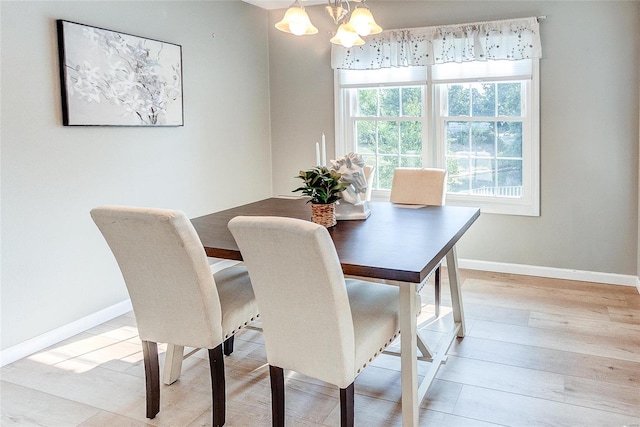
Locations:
275;0;382;48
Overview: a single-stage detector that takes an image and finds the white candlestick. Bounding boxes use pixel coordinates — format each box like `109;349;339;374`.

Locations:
321;134;326;166
315;142;320;166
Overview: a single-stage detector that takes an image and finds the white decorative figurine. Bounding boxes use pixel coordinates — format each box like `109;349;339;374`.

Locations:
329;153;373;220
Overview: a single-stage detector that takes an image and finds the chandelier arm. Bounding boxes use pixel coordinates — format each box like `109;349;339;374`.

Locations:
325;0;350;25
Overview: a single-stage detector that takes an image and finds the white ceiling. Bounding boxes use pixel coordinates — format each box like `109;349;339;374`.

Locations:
242;0;326;10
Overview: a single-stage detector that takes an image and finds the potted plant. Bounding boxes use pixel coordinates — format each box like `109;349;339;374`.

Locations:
294;166;350;227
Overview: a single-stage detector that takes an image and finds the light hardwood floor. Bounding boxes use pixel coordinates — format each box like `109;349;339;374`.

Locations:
2;270;639;426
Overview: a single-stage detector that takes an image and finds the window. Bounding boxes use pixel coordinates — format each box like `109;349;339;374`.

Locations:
441;82;525;199
350;85;425;189
337;67;428;190
335;59;540;216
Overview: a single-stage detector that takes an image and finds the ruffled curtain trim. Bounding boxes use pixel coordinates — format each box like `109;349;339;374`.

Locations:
331;17;542;70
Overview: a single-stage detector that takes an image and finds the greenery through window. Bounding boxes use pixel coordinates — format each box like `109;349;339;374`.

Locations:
443;82;524;198
353;86;424;189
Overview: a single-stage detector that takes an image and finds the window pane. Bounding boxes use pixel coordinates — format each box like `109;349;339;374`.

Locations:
378;155;398;189
355;121;376;154
380;88;400;117
471;83;495;117
498;83;521;117
350;85;426;191
378;121;398;154
401;87;422;116
446;121;470;155
360;154;376;170
447;157;470;193
358;89;378;116
497;121;523;157
400;156;422;167
470;158;496;191
447;84;470;116
471;122;496;156
400;121;422;155
498;159;523;188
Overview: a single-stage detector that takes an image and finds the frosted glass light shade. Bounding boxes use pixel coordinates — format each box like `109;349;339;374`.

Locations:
330;22;365;48
275;5;318;36
348;6;382;36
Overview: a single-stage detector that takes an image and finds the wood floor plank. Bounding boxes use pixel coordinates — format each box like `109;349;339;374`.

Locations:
468;319;640;362
456;271;639;303
419;378;464;414
436;355;640;418
77;411;152;426
414;410;505;427
449;336;640;387
462;302;531;326
1;357;210;426
435;356;565;401
457;269;639;298
461;279;617;320
563;375;640;417
452;385;640;427
3;270;640;427
608;306;640;324
25;332;131;366
529;310;640;334
1;381;100;426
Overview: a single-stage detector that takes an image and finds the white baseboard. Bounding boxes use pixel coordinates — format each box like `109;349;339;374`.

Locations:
0;299;132;368
0;259;237;368
456;258;640;290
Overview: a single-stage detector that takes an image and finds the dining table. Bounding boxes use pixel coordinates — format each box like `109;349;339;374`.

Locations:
166;197;480;427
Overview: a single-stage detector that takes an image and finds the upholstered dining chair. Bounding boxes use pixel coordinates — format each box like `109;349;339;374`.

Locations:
90;206;259;427
228;216;400;427
390;167;447;317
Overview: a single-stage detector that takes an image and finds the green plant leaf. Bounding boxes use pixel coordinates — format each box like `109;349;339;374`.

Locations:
293;166;349;204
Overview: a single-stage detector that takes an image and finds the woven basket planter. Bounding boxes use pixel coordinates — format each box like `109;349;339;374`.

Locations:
311;203;337;228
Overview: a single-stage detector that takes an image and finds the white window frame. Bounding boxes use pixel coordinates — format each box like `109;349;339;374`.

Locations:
334;59;540;217
335;67;430;198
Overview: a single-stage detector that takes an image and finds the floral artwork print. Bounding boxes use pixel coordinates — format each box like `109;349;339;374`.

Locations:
57;20;183;126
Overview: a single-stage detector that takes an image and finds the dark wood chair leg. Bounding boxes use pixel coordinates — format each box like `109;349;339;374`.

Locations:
434;266;441;318
340;383;355;427
223;335;234;356
141;340;160;419
209;344;226;427
269;365;285;427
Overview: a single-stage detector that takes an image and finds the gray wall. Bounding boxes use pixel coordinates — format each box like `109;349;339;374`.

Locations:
1;1;272;350
269;1;640;276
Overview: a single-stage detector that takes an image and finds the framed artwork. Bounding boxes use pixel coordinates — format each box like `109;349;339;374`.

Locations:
56;20;183;126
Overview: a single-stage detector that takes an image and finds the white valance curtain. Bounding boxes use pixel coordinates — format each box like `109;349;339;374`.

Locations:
331;17;542;70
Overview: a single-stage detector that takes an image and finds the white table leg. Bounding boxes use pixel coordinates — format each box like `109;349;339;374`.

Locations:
163;344;184;385
445;246;466;337
399;281;419;427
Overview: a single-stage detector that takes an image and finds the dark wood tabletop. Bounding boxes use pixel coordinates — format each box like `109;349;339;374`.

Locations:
191;197;480;283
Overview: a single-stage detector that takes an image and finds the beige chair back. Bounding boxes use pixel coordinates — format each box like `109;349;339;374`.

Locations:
389;167;447;206
91;206;224;349
229;216;356;388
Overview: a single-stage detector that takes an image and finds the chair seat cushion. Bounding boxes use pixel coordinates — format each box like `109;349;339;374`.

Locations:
215;266;260;340
346;279;400;375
